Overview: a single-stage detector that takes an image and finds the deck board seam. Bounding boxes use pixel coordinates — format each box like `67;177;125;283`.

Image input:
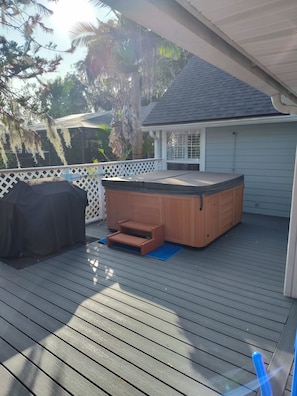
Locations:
48;249;290;325
0;279;220;395
3;263;283;348
19;252;286;332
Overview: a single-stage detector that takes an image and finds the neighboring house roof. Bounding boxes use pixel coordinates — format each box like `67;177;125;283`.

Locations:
143;56;281;127
32;103;157;131
32;111;112;131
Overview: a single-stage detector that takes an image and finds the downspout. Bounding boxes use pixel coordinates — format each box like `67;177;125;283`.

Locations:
232;131;238;173
271;94;297;115
149;130;159;140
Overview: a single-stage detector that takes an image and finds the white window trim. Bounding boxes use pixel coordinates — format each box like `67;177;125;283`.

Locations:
200;128;206;171
162;128;205;170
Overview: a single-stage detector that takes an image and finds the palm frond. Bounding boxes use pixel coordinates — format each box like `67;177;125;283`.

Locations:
157;40;181;60
34;2;54;18
97;123;111;132
70;22;98;47
70;21;98;38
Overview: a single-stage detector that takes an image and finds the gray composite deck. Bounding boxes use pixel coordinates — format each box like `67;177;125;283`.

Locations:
0;213;296;396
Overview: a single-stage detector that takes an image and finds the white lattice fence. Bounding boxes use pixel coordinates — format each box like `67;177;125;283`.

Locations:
0;159;162;223
101;158;159;177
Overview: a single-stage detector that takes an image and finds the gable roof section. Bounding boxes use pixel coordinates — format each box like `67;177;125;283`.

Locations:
143;56;281;127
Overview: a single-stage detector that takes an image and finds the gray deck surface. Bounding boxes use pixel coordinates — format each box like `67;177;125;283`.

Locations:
0;213;296;396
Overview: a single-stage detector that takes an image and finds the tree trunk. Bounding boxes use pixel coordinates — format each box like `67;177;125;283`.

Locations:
131;72;143;159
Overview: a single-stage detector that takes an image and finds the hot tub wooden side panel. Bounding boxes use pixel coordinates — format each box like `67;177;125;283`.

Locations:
203;185;244;246
104;185;243;247
105;190;204;246
105;190;132;230
160;195;204;247
105;190;162;230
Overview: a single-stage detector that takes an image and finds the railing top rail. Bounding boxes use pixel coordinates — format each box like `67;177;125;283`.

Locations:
0;158;161;174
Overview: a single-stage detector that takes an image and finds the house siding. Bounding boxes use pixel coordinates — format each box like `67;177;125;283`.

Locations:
205;122;297;218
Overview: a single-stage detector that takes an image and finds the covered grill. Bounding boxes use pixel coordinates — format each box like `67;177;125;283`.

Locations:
0;177;88;258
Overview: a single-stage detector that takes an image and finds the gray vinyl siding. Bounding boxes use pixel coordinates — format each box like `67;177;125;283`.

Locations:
205;122;297;218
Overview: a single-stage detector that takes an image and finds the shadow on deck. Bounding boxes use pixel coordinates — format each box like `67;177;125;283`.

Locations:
0;213;296;395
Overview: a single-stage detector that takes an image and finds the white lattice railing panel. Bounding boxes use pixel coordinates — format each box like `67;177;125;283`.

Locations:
101;159;160;177
0;167;63;197
0;159;162;223
70;166;101;222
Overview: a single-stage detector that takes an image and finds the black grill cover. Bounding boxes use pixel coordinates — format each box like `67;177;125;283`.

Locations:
0;177;88;258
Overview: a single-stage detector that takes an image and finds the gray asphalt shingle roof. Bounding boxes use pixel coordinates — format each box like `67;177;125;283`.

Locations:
143;56;281;126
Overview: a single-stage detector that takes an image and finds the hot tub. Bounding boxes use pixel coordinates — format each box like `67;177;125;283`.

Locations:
102;171;244;247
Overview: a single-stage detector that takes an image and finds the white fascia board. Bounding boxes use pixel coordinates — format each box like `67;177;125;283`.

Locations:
142;115;297;132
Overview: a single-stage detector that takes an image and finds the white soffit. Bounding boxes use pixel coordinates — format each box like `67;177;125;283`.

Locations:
182;0;297;97
104;0;297;104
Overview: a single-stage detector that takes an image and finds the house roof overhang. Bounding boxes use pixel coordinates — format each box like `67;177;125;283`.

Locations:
103;0;297;111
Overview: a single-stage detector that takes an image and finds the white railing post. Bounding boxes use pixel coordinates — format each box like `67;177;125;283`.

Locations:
97;163;106;221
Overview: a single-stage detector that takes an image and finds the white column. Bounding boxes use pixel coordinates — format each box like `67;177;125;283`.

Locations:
284;145;297;297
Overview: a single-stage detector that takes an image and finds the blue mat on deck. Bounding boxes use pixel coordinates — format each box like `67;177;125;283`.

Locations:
98;237;183;261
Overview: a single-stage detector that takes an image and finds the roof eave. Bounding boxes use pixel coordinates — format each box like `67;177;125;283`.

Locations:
141;114;297;131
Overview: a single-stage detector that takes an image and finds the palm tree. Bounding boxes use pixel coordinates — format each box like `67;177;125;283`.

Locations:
70;6;180;160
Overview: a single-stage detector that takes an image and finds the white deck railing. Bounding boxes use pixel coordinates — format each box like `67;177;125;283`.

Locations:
0;159;162;223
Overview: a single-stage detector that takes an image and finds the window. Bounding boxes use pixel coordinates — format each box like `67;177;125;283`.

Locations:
167;131;200;162
187;132;200;159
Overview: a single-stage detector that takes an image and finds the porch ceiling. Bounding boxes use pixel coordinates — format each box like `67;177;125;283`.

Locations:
104;0;297;105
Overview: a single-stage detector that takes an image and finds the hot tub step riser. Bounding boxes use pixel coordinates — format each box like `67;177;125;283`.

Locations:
107;220;164;255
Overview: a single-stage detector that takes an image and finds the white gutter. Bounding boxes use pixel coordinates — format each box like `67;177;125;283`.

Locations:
142;114;297;132
271;94;297;116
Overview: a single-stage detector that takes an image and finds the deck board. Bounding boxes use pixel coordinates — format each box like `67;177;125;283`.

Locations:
0;213;296;395
0;364;35;396
2;258;246;393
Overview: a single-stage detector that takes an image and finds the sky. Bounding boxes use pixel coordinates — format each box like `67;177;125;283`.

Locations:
36;0;112;79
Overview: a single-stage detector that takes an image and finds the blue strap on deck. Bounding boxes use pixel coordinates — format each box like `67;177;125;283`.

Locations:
292;331;297;396
252;351;272;396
